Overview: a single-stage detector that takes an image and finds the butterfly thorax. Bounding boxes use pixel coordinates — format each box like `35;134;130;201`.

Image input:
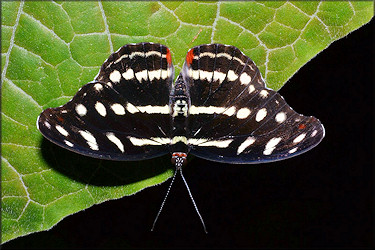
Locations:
169;75;191;156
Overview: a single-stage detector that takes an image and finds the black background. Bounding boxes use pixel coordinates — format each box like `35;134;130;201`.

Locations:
3;19;373;249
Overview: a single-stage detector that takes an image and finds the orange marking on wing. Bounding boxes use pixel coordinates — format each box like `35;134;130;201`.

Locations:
57;116;64;123
298;124;306;130
186;49;194;66
166;48;172;65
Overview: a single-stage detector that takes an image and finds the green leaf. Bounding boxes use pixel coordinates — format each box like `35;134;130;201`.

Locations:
1;0;373;243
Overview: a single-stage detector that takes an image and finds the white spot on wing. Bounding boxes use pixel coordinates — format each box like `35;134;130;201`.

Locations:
192;70;200;80
152;137;171;144
227;70;238;81
148;69;161;81
188;138;208;145
139;105;170;114
122;68;134;80
94;83;103;91
64;140;74;147
311;130;317;137
135;70;148;82
189;138;233;148
79;130;99;150
223;106;236;116
240;72;251;85
237;137;256;155
189;105;238;116
56;125;69;136
106;132;124;152
75;104;87;116
259;90;269;98
126;103;138;114
256;108;267;122
44;121;51;129
293;133;306;144
263;137;282;155
289;147;298;154
111;103;126;115
213;71;226;83
198;139;233;148
248;85;255;93
128;137;170;146
161;69;168;79
275;112;287;123
200;70;213;82
189;106;226;115
236;108;251;119
95;102;107;117
109;70;121;83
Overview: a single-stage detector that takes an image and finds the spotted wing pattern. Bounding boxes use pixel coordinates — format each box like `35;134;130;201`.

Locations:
37;43;174;160
37;42;324;163
182;44;324;163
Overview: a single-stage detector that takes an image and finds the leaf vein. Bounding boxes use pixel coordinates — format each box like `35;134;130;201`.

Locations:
1;1;24;82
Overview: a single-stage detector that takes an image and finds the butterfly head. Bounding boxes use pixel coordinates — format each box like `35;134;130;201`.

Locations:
171;152;187;170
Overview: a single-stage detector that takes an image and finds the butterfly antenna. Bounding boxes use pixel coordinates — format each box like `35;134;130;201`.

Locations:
179;167;208;234
151;167;178;232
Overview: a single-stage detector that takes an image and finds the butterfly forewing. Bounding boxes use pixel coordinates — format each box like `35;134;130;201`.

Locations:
183;45;259;138
96;43;173;134
38;43;174;160
97;43;173;106
182;44;324;163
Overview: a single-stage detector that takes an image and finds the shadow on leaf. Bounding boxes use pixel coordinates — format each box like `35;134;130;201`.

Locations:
40;138;172;187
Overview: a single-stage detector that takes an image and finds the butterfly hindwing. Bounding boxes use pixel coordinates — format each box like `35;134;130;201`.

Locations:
182;44;324;163
37;43;174;160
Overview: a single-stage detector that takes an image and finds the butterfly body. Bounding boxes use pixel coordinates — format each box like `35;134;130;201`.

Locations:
169;75;190;158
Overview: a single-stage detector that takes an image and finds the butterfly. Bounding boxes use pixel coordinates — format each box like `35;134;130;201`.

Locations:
37;42;325;232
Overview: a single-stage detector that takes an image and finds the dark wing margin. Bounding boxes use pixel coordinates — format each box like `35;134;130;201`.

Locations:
182;44;324;163
37;42;173;161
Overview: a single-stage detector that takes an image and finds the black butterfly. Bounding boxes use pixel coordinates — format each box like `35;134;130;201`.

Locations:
37;43;324;232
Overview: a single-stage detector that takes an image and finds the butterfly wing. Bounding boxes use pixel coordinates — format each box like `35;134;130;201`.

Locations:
37;43;174;161
182;44;324;163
